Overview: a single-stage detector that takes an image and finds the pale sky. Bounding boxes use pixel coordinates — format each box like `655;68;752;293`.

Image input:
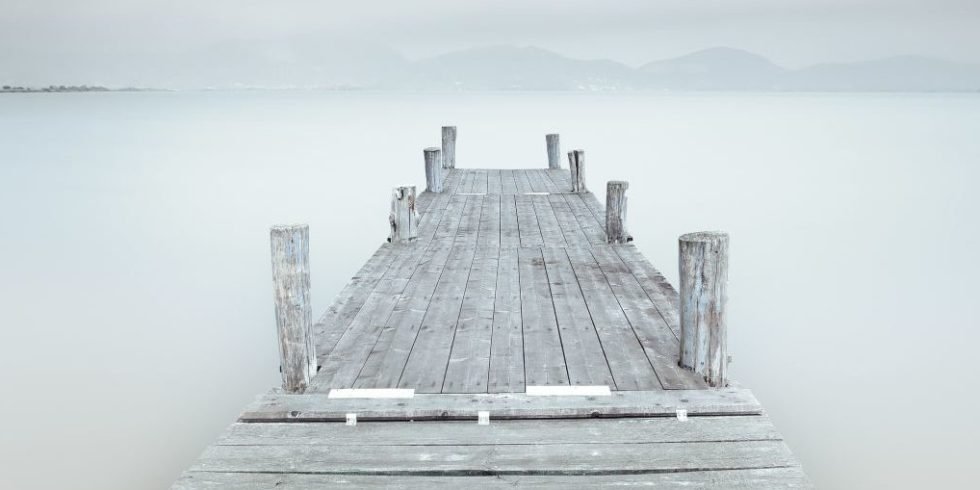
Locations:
2;0;978;70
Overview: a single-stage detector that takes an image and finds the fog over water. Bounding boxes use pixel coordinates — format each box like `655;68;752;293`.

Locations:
0;91;978;488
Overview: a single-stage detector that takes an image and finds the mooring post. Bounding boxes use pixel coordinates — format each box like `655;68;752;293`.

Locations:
568;149;586;192
389;186;419;243
424;147;443;193
546;134;561;169
606;181;632;243
270;224;317;393
441;126;457;169
678;231;730;387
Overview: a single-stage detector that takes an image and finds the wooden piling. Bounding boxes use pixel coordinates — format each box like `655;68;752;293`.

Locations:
424;147;443;193
568;150;586;192
546;134;561;169
389;186;419;243
442;126;457;169
606;181;632;244
270;224;316;393
678;231;730;387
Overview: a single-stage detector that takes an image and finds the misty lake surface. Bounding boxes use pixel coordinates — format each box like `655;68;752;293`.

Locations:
1;91;978;489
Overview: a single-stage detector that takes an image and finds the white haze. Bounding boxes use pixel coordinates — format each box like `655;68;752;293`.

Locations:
0;91;978;488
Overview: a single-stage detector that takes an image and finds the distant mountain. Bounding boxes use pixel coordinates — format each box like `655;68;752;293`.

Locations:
639;47;786;90
782;55;980;92
5;43;980;92
396;46;638;90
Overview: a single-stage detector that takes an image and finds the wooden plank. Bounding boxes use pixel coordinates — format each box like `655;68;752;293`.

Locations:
531;194;566;246
517;247;569;387
544;169;571;192
240;389;761;423
443;195;500;393
564;247;661;390
472;169;489;194
591;246;706;390
524;169;551;193
309;190;466;392
487;169;502;195
398;196;483;392
499;194;520;249
488;246;524;393
500;169;518;195
515;194;544;248
314;243;397;363
615;243;681;337
514;169;533;193
548;194;589;245
562;193;606;245
217;415;782;446
175;467;812;489
539;247;614;387
188;440;797;475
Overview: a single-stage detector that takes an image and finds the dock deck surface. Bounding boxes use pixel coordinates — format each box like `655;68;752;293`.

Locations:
175;168;810;488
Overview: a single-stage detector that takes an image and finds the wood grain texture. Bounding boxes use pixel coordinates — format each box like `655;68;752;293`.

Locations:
389;186;420;243
679;231;730;387
424;147;443;193
605;181;632;244
270;225;316;393
175;467;812;489
239;388;762;422
441;126;457;169
568;149;586;193
546;134;561;169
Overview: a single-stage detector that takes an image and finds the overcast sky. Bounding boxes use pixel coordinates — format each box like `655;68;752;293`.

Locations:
2;0;979;68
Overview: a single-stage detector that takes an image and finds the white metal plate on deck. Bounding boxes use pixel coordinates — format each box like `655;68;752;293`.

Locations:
525;385;611;396
328;388;416;399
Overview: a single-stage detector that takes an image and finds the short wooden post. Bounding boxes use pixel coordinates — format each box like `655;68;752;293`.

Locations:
678;231;730;387
441;126;457;169
270;225;316;393
388;186;419;243
606;181;632;243
568;149;586;192
546;134;561;169
424;147;443;193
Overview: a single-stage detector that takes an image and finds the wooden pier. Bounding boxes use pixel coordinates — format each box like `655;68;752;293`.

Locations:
174;129;810;488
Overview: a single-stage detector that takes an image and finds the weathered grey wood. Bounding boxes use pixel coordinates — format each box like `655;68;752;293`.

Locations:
568;149;586;192
546;134;561;169
499;194;520;249
679;231;730;387
269;225;317;393
614;243;681;338
443;196;500;392
518;247;569;386
500;169;518;195
488;246;524;392
606;180;632;244
564;247;660;390
531;194;566;246
487;169;502;195
389;186;420;243
218;415;781;446
548;194;590;245
515;194;544;248
424;147;443;193
561;193;606;245
591;246;705;390
441;126;457;169
514;169;533;194
314;244;398;363
190;439;796;475
540;246;614;387
175;467;812;489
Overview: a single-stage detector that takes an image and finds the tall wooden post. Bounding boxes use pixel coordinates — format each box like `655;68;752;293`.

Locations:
441;126;457;169
606;181;632;243
678;231;730;387
546;134;561;169
568;149;586;192
270;225;316;393
389;186;419;243
424;147;443;193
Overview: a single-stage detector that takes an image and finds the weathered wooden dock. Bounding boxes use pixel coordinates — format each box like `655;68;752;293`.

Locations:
174;129;810;488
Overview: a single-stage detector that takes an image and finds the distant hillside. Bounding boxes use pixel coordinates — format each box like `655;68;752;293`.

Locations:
4;43;980;92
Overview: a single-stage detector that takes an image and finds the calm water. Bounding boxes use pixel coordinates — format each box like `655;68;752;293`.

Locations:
1;91;978;488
